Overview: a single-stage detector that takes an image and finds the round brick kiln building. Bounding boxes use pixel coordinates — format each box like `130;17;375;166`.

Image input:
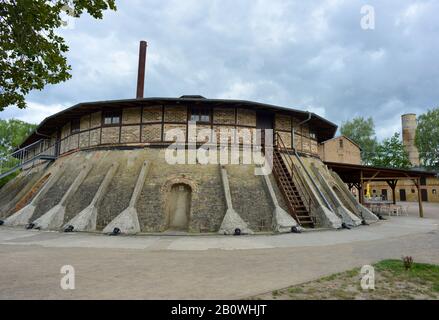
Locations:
0;96;378;234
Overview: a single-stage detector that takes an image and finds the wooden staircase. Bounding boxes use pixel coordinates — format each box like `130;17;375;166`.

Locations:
271;134;315;228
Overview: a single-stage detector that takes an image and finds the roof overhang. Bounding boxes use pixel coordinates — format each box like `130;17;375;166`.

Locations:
325;161;438;183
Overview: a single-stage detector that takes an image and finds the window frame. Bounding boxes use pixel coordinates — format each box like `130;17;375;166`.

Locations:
71;119;81;134
102;110;122;126
189;106;211;123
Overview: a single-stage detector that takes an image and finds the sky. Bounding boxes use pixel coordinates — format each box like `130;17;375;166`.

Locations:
1;0;439;140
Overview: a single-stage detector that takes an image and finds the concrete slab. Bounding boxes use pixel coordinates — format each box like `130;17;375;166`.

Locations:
0;216;438;299
0;216;436;251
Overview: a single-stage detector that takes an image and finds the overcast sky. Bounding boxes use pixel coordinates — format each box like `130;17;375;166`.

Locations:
1;0;438;140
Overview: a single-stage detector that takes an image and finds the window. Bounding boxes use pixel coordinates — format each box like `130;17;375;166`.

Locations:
71;119;80;133
339;139;344;148
103;111;121;125
190;107;210;123
420;177;427;186
310;132;317;140
432;189;437;195
411;189;415;194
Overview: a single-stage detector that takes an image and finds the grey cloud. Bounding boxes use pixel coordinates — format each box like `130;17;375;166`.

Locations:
2;0;438;140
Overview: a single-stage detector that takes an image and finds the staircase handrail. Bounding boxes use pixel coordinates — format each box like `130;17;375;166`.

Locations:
0;139;58;179
274;133;315;215
275;132;333;212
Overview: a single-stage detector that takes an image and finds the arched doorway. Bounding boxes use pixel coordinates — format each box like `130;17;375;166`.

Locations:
167;184;192;231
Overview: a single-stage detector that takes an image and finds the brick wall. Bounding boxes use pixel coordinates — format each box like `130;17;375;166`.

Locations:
164;105;187;123
121;125;141;143
237;108;256;127
101;127;120;144
143;105;162;123
79;131;90;148
275;113;291;131
213;107;235;124
90;112;101;128
122;108;141;125
90;128;101;146
80;115;90;131
142;124;162;142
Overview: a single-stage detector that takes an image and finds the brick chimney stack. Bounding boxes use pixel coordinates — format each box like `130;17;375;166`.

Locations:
401;113;420;167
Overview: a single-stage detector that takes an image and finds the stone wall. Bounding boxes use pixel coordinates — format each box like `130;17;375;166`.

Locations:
0;148;290;233
226;164;273;231
0;167;46;218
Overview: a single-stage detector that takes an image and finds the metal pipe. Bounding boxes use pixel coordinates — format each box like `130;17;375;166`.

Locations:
292;112;312;149
298;112;312;126
136;40;147;99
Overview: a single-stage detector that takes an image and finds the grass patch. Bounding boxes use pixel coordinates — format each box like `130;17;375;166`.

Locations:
375;259;439;292
253;259;439;300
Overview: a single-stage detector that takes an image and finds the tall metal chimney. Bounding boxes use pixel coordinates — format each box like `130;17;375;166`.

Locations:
136;41;147;99
401;113;420;167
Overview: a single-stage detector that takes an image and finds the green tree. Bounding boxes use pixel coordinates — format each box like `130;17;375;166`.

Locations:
340;117;378;165
415;107;439;171
0;0;116;111
370;133;412;169
0;119;37;187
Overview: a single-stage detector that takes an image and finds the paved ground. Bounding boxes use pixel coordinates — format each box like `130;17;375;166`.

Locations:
0;202;438;299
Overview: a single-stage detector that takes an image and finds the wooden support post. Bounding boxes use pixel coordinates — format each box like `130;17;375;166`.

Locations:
414;178;424;218
360;170;364;205
386;179;398;205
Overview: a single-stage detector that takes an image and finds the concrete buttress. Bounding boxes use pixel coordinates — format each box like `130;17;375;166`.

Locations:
102;160;150;234
260;170;299;233
32;164;93;230
218;166;253;235
64;162;119;231
4;164;65;226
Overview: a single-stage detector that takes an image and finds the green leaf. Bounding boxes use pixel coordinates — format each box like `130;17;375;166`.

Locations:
0;0;117;111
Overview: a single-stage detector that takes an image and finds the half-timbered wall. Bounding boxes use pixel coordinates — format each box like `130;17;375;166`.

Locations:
55;104;319;157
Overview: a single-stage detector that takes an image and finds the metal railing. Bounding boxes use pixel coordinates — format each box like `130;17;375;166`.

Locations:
0;139;58;180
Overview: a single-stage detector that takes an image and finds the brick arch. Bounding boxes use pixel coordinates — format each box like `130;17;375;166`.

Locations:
160;175;199;231
160;175;199;194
